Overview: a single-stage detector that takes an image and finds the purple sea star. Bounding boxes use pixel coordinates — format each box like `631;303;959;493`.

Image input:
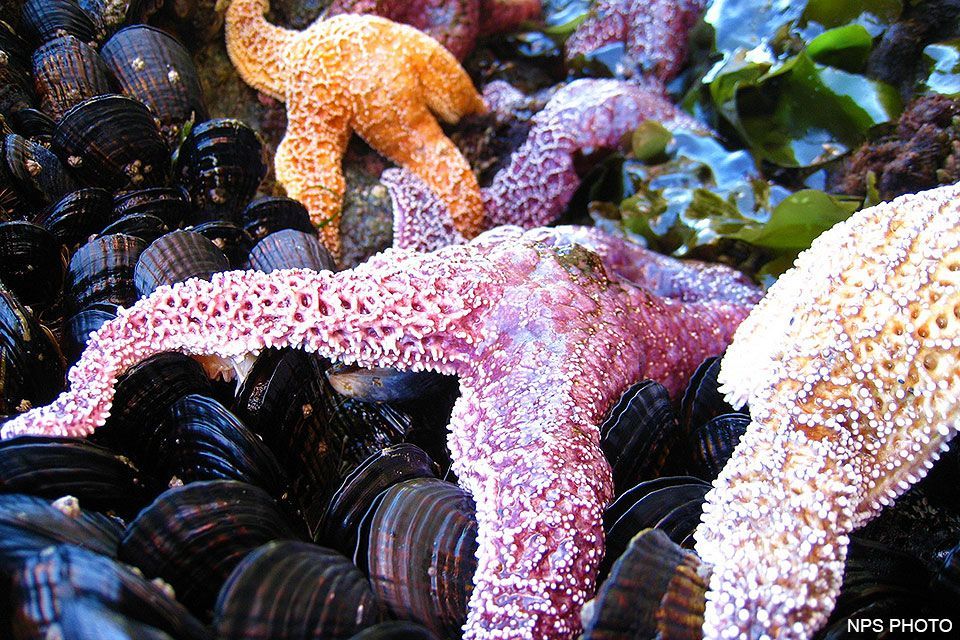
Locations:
565;0;707;82
694;183;960;639
325;0;541;60
1;226;760;639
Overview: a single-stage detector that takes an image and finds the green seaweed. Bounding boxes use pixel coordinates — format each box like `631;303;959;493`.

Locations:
922;39;960;98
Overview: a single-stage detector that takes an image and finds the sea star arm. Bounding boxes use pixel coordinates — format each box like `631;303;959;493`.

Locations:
383;168;466;252
696;184;960;640
274;97;351;256
350;28;487;243
482;79;705;229
223;0;298;100
477;0;542;36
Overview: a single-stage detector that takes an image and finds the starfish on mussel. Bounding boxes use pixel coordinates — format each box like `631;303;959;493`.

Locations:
1;226;759;639
694;183;960;639
326;0;542;60
224;0;487;258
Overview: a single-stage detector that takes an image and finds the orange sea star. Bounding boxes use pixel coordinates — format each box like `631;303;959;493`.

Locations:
224;0;487;258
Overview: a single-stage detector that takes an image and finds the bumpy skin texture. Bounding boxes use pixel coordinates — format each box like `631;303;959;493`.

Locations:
1;226;759;640
224;1;487;259
695;183;960;640
482;79;705;230
326;0;541;60
565;0;707;82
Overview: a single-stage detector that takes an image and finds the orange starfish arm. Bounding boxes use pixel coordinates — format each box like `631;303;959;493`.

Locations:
351;23;487;241
223;0;298;100
275;101;351;256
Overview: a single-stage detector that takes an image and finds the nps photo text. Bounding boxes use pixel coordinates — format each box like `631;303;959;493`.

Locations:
847;619;954;633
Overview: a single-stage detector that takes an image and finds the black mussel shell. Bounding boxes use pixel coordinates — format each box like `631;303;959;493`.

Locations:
64;300;117;361
246;228;335;273
21;0;101;45
214;540;384;640
31;35;114;120
148;394;287;497
600;380;680;493
94;352;212;455
0;45;35;122
0;282;65;419
241;196;314;241
319;443;438;556
581;528;705;640
10;544;210;640
0;436;154;517
685;412;749;481
53;94;170;189
3;133;79;205
101;25;206;140
359;477;477;639
0;494;121;570
0;20;32;78
35;187;112;253
680;356;743;435
0;220;66;308
119;480;302;617
234;349;412;538
933;539;960;608
349;622;441;640
176;118;265;223
601;476;710;579
190;219;253;269
99;211;169;244
7;107;56;139
134;229;228;297
65;233;145;312
113;185;192;229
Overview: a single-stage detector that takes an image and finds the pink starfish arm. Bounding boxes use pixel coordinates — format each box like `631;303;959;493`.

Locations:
482;79;705;229
565;0;706;82
383;168;466;252
1;227;759;639
477;0;541;36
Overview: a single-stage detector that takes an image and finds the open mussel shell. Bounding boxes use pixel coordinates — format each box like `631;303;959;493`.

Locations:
21;0;101;45
680;356;744;435
10;544;211;640
35;187;112;253
234;349;412;537
191;219;253;268
31;35;114;120
148;394;287;497
0;282;65;418
214;540;384;639
53;94;170;189
101;25;206;140
3;133;79;205
99;211;169;244
0;221;66;309
685;412;749;481
93;352;212;455
319;443;438;556
358;477;477;639
601;476;710;580
581;528;705;640
176;118;265;222
64;300;117;361
247;228;335;273
113;185;192;229
349;622;441;640
0;436;154;517
600;380;680;493
324;364;448;404
0;494;121;570
119;480;302;617
241;196;314;242
65;233;144;312
134;229;228;297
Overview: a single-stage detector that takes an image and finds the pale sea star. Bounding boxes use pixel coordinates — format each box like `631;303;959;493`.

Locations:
694;182;960;639
1;226;759;639
224;0;487;258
